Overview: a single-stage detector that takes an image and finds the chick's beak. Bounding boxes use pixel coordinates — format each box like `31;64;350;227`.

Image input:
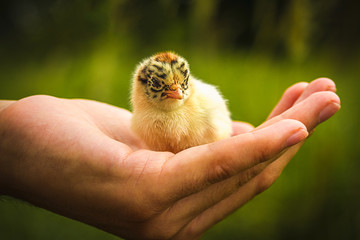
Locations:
165;84;183;99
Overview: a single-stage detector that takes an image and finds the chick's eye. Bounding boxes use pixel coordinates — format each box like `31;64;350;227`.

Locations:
151;77;162;89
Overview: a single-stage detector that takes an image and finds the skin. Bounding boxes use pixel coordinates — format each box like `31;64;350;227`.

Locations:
0;78;340;240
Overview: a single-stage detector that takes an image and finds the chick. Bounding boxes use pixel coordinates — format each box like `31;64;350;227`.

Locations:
130;52;232;153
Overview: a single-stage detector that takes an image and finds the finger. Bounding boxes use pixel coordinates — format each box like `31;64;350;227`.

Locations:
156;158;270;231
268;78;337;120
173;143;303;239
162;119;308;201
172;91;340;230
259;91;340;132
232;121;255;136
158;92;339;228
151;120;306;236
173;81;339;239
268;82;309;119
294;78;337;105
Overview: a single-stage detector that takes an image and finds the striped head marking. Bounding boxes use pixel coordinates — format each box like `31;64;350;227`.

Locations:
135;52;191;110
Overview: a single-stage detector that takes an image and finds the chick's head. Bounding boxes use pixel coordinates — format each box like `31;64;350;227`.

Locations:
134;52;191;111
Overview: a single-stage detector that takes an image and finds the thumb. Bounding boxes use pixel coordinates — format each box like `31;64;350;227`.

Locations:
162;119;308;199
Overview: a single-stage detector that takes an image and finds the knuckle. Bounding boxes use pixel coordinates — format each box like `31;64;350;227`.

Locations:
237;163;268;187
236;169;254;187
248;132;268;162
252;141;271;164
205;143;236;183
209;161;235;184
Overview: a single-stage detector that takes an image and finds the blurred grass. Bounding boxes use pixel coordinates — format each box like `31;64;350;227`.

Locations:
1;38;359;239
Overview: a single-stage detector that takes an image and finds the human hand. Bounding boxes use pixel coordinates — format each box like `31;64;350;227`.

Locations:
0;78;340;240
204;78;340;237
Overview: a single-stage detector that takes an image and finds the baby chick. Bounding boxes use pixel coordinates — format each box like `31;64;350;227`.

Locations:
130;52;232;153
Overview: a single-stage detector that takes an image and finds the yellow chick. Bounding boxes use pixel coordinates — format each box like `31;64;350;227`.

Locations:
130;52;232;153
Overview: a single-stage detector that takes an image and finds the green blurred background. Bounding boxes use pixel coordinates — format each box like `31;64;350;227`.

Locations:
0;0;359;239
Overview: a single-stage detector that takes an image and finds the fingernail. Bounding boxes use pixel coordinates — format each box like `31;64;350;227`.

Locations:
327;85;337;92
285;128;309;148
319;102;341;123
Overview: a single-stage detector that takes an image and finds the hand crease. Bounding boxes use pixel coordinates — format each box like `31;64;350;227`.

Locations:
134;152;151;186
